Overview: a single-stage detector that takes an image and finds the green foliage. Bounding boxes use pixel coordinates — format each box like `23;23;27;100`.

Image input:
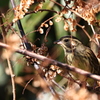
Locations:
0;0;9;7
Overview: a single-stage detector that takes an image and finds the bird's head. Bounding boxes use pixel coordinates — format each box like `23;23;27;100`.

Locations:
54;36;82;53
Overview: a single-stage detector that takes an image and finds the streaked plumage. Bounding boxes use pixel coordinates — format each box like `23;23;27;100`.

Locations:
55;36;100;85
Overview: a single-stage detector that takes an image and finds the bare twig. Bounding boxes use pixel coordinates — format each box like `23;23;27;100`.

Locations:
10;0;32;51
76;24;92;41
22;78;33;94
15;77;38;94
0;11;16;100
90;24;100;46
7;58;16;100
34;62;61;100
0;11;6;42
1;42;100;81
52;80;65;92
25;9;59;16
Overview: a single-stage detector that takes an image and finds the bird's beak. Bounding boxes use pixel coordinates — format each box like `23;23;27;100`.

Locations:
54;40;62;45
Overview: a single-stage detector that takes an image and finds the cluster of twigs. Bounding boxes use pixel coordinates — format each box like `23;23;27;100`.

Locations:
1;0;100;100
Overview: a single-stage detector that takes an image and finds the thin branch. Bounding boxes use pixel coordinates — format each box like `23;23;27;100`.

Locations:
22;78;34;94
15;77;39;94
10;0;32;51
52;80;65;92
1;42;100;81
10;0;60;97
76;24;92;41
90;24;100;46
0;11;6;42
17;50;100;81
7;58;16;100
50;0;64;8
0;10;16;100
25;9;59;16
34;62;61;100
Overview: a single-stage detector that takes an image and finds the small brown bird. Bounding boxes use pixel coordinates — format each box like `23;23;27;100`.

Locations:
55;35;100;85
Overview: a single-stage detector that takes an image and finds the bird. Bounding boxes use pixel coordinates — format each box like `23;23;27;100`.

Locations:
54;35;100;86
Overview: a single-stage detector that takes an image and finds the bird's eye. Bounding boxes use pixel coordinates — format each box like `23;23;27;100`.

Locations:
64;39;69;42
